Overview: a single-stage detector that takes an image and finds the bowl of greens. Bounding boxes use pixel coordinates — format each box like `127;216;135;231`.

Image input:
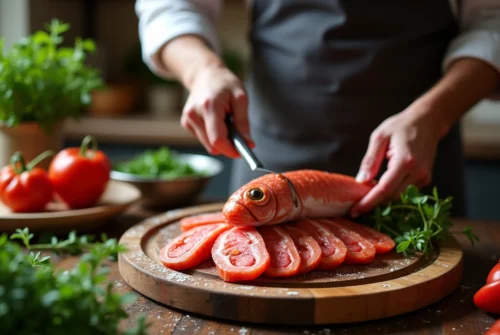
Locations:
110;147;223;208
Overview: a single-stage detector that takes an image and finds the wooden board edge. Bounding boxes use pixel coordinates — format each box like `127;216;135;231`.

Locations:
117;203;466;325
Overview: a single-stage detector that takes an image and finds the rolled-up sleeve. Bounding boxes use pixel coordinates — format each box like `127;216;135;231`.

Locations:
442;1;500;98
135;0;222;78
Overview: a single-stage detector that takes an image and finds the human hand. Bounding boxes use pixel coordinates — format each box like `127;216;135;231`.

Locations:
350;105;449;218
181;64;253;158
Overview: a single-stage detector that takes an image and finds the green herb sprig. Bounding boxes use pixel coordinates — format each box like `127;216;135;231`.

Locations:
1;228;150;335
368;185;479;256
11;227;125;259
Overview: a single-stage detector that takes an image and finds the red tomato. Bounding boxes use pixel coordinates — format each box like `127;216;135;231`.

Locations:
474;280;500;315
486;319;500;335
487;260;500;284
333;218;396;254
211;226;270;282
180;212;226;232
259;226;301;278
0;151;53;212
321;219;376;265
282;225;322;275
48;136;110;209
294;219;347;270
160;223;231;271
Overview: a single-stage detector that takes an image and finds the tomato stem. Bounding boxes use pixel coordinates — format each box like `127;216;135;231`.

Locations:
10;152;27;174
80;135;98;158
26;150;55;171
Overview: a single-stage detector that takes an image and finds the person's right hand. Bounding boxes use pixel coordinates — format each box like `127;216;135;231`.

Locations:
181;64;254;158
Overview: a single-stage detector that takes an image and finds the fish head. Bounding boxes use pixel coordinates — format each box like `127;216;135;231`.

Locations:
223;181;278;226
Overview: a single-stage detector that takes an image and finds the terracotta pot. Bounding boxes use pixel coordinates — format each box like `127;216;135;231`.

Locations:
88;83;140;118
0;122;63;170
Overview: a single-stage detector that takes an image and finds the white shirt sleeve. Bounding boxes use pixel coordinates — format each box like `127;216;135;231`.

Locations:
442;0;500;98
135;0;223;79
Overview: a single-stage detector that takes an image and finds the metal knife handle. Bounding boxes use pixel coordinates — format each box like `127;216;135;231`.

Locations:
225;114;263;171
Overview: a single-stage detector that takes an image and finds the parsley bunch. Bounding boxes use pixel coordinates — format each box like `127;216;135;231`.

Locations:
0;229;149;335
0;19;103;133
368;185;479;256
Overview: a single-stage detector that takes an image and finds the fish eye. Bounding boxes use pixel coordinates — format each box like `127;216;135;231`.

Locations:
247;188;264;201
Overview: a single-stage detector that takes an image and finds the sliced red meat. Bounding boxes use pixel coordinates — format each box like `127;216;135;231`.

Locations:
282;225;322;275
159;223;231;271
179;212;226;231
212;226;270;282
332;218;395;254
293;219;347;270
319;219;376;264
259;226;301;278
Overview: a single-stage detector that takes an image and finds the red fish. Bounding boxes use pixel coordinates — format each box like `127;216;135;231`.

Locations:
223;170;372;227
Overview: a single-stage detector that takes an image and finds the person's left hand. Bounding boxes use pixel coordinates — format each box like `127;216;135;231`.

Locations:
350;104;449;218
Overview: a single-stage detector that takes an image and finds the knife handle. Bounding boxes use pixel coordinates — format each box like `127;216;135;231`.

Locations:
224;114;263;171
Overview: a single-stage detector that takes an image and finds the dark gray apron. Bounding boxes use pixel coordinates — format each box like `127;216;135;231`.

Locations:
230;0;466;217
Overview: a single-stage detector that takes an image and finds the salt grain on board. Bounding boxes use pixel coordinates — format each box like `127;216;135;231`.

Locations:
239;327;248;334
165;271;191;282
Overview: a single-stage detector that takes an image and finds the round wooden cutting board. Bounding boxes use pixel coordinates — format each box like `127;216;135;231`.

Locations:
118;203;463;325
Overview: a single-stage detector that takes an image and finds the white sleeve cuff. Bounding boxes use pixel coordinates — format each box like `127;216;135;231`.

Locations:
442;29;500;99
138;5;220;79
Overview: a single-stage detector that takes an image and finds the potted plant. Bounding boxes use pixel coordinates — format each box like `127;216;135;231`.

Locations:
0;19;104;168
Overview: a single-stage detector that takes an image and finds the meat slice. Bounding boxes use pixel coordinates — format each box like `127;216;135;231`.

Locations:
212;226;270;282
259;226;301;278
282;225;322;275
160;223;231;271
293;219;347;270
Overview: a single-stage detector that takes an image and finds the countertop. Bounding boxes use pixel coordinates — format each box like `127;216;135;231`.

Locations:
52;203;500;335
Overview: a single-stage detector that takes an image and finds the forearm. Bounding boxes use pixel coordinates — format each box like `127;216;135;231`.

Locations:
411;58;500;135
160;35;225;90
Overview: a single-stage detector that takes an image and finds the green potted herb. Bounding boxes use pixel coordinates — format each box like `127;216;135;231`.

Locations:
0;19;104;168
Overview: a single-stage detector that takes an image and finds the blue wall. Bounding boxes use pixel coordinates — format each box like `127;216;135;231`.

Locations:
68;140;500;221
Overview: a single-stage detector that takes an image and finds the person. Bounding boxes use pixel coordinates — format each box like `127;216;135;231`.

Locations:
135;0;500;218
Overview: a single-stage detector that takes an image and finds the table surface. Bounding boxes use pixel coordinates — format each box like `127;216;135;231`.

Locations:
52;204;500;335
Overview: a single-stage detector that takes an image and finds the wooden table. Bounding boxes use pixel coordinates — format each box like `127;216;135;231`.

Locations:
54;204;500;335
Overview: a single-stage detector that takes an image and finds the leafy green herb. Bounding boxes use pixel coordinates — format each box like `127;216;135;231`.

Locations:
11;228;125;260
368;185;479;256
0;19;104;133
1;228;149;335
114;146;206;179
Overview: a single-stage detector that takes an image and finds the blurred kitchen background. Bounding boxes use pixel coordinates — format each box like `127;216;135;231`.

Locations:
2;0;499;220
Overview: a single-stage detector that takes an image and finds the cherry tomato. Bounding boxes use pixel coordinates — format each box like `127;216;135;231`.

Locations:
487;260;500;284
48;135;110;209
474;280;500;315
485;319;500;335
0;151;53;212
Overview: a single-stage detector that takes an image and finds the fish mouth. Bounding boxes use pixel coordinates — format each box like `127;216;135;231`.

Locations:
223;200;260;226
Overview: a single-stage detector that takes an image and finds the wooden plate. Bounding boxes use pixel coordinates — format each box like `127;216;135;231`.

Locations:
118;203;463;325
0;180;141;233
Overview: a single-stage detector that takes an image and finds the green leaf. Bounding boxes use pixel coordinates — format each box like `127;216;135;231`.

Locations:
381;206;391;216
396;240;411;253
81;39;96;52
